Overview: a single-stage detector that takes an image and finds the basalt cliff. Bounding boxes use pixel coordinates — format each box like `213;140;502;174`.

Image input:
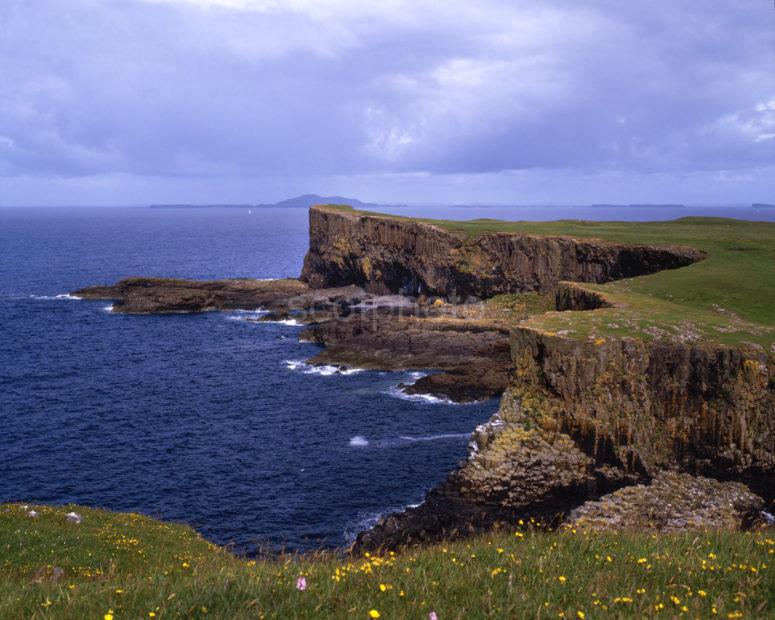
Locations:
76;205;774;551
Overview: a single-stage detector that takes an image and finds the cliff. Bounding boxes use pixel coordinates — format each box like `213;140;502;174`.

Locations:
355;327;775;551
300;205;705;298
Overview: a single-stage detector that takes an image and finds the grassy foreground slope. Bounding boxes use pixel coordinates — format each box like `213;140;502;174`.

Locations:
326;206;775;349
1;503;773;619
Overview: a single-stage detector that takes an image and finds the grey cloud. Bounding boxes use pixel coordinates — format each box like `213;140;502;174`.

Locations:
0;0;773;203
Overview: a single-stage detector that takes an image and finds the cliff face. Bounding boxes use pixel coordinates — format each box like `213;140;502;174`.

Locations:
498;330;775;495
301;206;705;298
355;329;774;550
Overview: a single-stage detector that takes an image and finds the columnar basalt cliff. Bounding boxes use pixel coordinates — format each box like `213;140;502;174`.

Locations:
300;205;705;298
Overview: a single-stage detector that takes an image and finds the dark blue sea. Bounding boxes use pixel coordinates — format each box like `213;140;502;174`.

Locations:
2;204;772;551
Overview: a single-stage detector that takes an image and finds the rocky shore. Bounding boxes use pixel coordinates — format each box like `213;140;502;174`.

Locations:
74;205;774;552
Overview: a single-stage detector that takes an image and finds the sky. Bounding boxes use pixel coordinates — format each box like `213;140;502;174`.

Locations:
1;0;774;206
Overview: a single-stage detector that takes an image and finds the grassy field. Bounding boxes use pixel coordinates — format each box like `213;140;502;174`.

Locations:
322;206;775;350
1;502;773;619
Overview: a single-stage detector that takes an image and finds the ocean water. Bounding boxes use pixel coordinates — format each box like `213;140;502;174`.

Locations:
0;206;499;552
2;204;771;551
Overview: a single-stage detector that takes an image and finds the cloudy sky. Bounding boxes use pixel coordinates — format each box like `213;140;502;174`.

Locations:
1;0;773;205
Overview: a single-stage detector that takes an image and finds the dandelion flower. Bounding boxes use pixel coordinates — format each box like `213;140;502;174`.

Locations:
369;610;381;619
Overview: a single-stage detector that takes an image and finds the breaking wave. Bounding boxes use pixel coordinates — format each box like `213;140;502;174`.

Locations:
284;360;365;376
29;293;82;301
349;435;369;447
385;385;457;405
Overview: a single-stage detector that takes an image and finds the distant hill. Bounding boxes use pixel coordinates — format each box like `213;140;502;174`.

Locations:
149;194;375;209
751;203;775;209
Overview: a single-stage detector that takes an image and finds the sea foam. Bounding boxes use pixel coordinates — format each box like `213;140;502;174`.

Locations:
284;360;364;376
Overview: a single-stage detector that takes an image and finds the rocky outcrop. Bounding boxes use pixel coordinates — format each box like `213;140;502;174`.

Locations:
301;206;705;299
301;308;512;402
74;277;310;314
568;472;766;532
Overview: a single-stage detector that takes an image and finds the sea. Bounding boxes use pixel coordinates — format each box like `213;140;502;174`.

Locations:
1;203;772;552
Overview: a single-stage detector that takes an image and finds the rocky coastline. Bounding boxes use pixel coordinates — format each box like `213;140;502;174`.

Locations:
74;205;774;552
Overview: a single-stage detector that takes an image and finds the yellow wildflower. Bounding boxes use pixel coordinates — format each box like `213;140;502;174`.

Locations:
369;610;381;619
558;575;567;583
577;612;585;619
105;612;114;620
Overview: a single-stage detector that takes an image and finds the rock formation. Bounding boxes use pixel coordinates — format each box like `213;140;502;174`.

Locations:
301;205;704;298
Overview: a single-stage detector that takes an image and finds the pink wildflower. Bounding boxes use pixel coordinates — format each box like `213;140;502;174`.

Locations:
429;613;438;620
296;576;307;591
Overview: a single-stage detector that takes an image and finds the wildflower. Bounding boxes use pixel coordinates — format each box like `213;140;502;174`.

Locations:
577;612;585;619
105;612;114;620
670;596;681;606
429;613;438;620
558;575;567;583
698;590;707;597
149;614;156;618
379;583;387;592
296;576;307;591
727;613;743;619
637;557;647;564
369;610;381;619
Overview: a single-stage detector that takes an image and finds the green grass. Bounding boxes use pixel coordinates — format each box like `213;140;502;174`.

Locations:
2;503;773;619
318;206;775;350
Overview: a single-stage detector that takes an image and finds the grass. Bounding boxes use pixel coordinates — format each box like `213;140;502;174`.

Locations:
318;206;775;350
2;503;773;619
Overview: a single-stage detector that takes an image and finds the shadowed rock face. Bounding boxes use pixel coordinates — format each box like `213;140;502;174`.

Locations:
300;206;705;298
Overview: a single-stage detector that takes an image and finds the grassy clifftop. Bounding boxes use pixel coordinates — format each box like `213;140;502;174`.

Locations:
2;503;773;619
318;205;775;350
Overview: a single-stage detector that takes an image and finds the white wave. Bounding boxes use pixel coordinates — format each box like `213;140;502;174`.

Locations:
263;318;301;326
385;385;455;405
349;435;369;447
225;308;269;321
284;360;365;376
29;293;82;301
397;433;469;443
101;304;114;313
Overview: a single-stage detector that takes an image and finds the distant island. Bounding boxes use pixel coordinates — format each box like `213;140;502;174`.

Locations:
589;203;685;209
149;194;377;210
752;203;775;209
